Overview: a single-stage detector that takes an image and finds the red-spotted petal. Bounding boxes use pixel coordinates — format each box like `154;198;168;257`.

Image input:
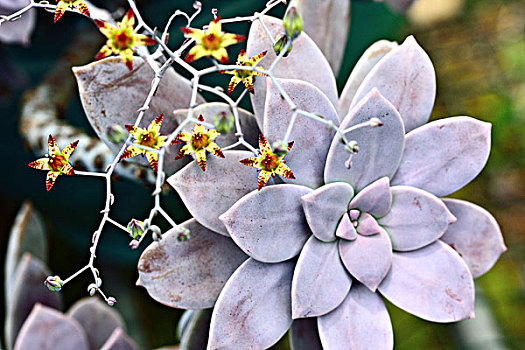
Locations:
62;140;79;159
73;0;90;18
28;158;49;171
46;172;59;192
54;2;68;23
62;163;75;176
47;135;59;155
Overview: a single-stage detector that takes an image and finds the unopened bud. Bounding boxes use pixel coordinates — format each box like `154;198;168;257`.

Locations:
106;125;126;144
272;141;290;157
344;141;359;154
127;219;145;240
129;239;140;249
193;1;201;9
150;225;162;241
214;111;234;134
87;283;97;296
273;34;293;57
44;275;63;292
176;226;191;242
107;297;117;306
283;7;303;39
369;118;383;127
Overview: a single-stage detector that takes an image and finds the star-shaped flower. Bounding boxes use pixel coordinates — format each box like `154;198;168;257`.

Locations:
180;17;245;63
220;49;268;94
28;135;78;191
94;9;156;70
174;115;224;171
240;135;295;190
54;0;90;23
120;114;168;172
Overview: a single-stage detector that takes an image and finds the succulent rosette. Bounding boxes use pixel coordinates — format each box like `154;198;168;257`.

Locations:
137;16;506;350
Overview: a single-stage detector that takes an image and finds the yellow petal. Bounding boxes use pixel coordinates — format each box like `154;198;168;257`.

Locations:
258;134;271;155
221;32;246;48
62;140;79;159
227;76;242;94
61;163;75;175
125;125;144;139
120;146;143;160
211;47;229;64
275;163;295;180
148;114;164;133
120;9;135;29
240;157;258;168
54;1;68;22
46;171;59;191
28;158;49;170
146;152;159;172
48;135;59;155
195;149;207;171
206;142;224;159
73;0;90;17
257;171;271;190
119;49;134;70
185;45;208;63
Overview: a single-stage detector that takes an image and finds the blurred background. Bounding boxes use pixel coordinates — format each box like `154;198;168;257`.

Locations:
0;0;524;348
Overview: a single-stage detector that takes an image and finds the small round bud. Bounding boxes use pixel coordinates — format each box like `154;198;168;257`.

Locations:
344;140;359;154
214;111;235;134
127;219;145;240
369;118;383;128
87;283;97;296
107;297;117;306
106;125;126;144
176;226;191;242
273;34;293;57
283;6;303;39
272;141;289;157
44;275;63;292
129;240;140;250
95;278;102;288
193;1;201;9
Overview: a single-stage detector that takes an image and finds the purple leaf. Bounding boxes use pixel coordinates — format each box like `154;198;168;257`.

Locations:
441;199;506;278
168;151;259;236
336;213;357;241
391;117;492;197
264;78;339;188
220;184;312;263
14;304;88;350
324;89;405;192
378;241;475;322
67;297;125;350
339;40;398;120
289;318;323;350
292;236;352;318
137;219;247;309
378;186;456;251
179;309;212;350
355;213;383;236
318;284;393;350
247;16;338;128
208;259;294;349
349;177;392;218
0;0;32;10
301;182;354;242
100;328;138;350
0;6;35;45
339;229;392;291
350;36;436;133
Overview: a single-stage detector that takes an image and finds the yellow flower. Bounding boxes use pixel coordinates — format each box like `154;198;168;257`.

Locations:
240;135;295;190
94;9;157;70
54;0;90;23
120;114;168;172
174;115;224;171
28;135;78;191
180;17;245;63
221;49;268;94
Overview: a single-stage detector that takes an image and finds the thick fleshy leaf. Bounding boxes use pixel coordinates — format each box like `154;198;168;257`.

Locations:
179;309;212;350
100;328;138;350
0;0;32;10
14;304;88;350
288;0;350;75
168;151;259;236
289;318;322;350
247;16;338;128
339;40;398;119
336;213;357;240
378;186;456;251
318;284;393;350
5;201;47;303
355;213;382;236
292;236;352;318
378;241;475;322
220;184;312;263
349;177;391;218
73;56;204;173
208;259;294;349
6;254;62;349
339;229;392;291
264;78;339;188
301;182;354;242
176;310;195;342
67;297;125;350
324;89;405;192
137;219;247;309
391;116;492;197
0;6;35;45
441;199;506;278
350;36;436;132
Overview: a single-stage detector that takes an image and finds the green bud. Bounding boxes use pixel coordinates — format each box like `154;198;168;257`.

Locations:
106;124;126;144
176;226;191;242
44;275;63;292
283;6;303;39
214;111;235;134
272;140;290;157
273;34;293;57
127;219;145;240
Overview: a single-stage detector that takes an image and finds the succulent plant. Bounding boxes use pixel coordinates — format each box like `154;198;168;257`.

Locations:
138;16;505;349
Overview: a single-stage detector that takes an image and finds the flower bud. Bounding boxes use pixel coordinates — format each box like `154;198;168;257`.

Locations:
87;283;97;296
176;226;191;242
129;239;140;250
369;117;383;127
106;124;126;144
214;111;234;134
44;275;63;292
273;34;293;57
272;141;290;157
127;219;145;240
283;7;303;39
150;225;162;241
107;297;117;306
344;141;359;154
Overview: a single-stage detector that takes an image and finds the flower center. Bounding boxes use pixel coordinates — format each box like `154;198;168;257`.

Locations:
113;29;133;50
202;33;221;50
48;154;66;172
191;133;210;150
139;132;158;148
260;153;279;172
236;62;252;79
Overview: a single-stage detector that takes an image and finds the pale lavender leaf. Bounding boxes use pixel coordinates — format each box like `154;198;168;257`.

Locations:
350;36;436;132
349;177;392;218
14;304;88;350
137;219;247;309
247;16;338;128
391;116;492;197
288;0;350;75
208;259;294;349
0;0;31;10
264;78;339;188
441;199;506;278
100;328;138;350
325;89;405;192
336;213;357;241
339;229;392;291
67;297;125;350
339;40;398;119
378;186;456;251
378;241;475;322
6;254;62;349
179;309;212;350
167;151;259;236
0;7;35;45
220;184;312;263
301;182;354;242
292;236;352;318
356;213;383;236
289;318;322;350
318;284;393;350
176;310;195;342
